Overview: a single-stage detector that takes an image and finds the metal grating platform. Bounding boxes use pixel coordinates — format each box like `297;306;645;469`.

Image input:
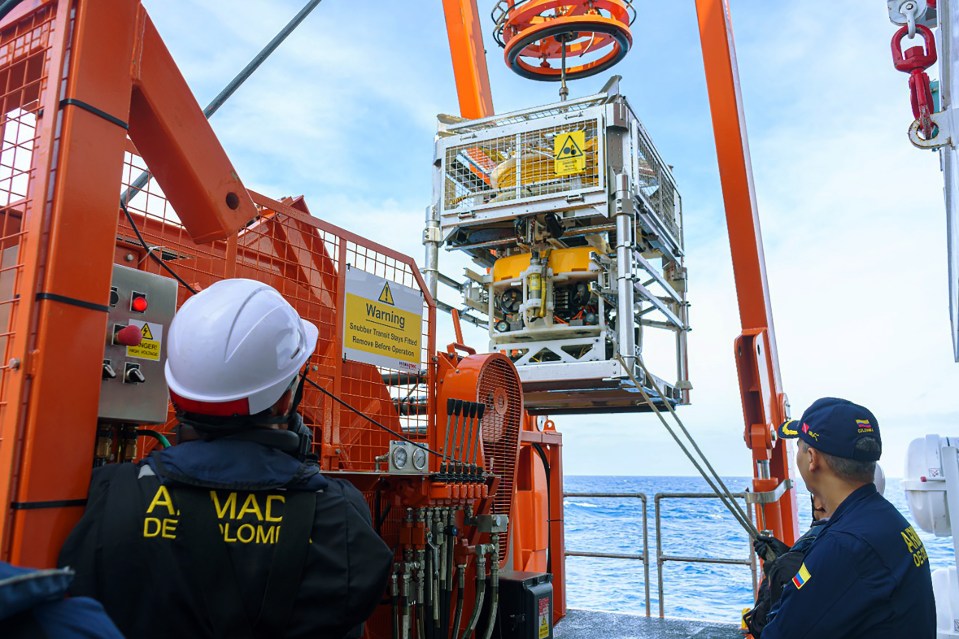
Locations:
554;609;741;639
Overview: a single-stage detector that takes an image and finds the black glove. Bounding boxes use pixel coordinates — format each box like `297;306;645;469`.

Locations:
753;534;790;564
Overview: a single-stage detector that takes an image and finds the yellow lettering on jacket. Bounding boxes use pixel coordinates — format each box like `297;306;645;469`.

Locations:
143;490;286;545
237;494;264;521
265;495;285;522
146;486;176;516
211;491;237;519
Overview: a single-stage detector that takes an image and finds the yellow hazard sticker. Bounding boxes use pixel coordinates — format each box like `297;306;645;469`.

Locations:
126;320;162;361
538;596;550;638
554;131;586;175
378;282;395;305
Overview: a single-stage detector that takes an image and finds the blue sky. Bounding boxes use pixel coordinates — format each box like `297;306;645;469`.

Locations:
143;1;959;477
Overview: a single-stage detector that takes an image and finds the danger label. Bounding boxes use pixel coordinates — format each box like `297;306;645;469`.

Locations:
554;131;586;175
343;268;422;372
538;596;550;638
126;320;162;361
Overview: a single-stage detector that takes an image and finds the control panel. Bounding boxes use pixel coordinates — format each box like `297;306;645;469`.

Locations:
98;264;178;423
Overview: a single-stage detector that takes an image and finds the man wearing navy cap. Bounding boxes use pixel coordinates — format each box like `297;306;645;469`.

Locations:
761;397;935;639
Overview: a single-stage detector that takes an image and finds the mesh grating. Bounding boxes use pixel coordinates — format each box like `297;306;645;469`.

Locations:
477;356;523;562
443;119;601;213
117;153;436;472
0;5;55;471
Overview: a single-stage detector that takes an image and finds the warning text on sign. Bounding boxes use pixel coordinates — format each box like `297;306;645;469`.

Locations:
342;269;422;372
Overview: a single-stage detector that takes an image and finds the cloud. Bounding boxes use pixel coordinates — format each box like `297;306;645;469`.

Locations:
145;1;959;477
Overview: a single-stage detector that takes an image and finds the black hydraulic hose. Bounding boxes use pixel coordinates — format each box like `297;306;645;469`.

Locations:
458;550;488;639
120;0;324;207
136;429;172;449
450;563;466;639
531;442;552;575
479;539;500;639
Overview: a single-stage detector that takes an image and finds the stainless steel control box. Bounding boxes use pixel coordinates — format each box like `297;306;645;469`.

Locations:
98;265;178;423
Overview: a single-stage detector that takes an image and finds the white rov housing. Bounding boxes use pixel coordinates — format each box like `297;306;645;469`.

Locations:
905;435;959;638
424;79;690;414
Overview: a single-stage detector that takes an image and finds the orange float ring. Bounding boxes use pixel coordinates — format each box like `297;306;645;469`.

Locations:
492;0;635;81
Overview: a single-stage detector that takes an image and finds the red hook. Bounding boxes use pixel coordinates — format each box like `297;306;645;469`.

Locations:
892;24;938;73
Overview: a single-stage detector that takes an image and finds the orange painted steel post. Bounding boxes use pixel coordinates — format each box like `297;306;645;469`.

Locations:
442;0;494;118
4;0;142;565
695;0;799;544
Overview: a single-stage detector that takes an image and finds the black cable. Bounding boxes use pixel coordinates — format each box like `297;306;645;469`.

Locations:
0;0;24;22
120;201;197;295
120;0;324;207
531;442;552;576
305;377;444;458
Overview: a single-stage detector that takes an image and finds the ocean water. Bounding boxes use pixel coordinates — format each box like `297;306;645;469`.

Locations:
563;476;954;624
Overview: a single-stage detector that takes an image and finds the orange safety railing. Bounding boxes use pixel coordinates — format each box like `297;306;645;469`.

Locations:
117;153;438;472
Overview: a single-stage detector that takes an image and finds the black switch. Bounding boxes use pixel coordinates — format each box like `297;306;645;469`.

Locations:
109;287;119;307
124;363;145;384
102;360;116;380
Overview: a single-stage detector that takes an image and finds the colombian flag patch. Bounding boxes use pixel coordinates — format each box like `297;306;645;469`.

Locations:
792;563;811;590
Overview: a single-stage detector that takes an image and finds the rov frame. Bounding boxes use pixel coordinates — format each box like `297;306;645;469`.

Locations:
425;80;690;415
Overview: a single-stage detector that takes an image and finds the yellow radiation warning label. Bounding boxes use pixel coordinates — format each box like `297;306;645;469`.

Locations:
343;268;422;372
126;320;162;361
554;131;586;175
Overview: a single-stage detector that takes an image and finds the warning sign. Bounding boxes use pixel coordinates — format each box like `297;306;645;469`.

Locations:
538;596;550;638
126;320;162;362
343;267;422;372
554;131;586;175
378;282;395;305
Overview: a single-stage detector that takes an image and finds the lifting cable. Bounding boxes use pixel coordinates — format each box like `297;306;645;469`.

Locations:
305;377;444;459
615;355;762;540
119;0;325;286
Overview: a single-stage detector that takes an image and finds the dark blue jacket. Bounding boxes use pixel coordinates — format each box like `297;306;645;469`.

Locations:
0;561;123;638
762;484;936;639
59;437;393;639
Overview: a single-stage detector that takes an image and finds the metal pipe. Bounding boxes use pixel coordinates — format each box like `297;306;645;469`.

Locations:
614;175;637;372
479;535;501;639
400;563;411;639
391;570;400;639
435;509;446;628
458;546;488;639
121;0;324;207
424;204;441;299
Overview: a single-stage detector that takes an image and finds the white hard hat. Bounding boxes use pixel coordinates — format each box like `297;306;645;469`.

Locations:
874;463;886;496
165;279;319;416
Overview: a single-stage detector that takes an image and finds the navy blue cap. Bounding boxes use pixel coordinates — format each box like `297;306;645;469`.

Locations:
777;397;881;461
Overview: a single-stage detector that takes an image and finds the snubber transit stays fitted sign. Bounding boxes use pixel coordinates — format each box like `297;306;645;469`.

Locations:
343;266;422;372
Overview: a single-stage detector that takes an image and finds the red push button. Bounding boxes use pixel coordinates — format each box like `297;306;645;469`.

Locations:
115;324;143;347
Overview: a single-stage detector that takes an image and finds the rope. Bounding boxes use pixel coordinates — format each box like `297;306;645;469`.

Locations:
615;355;761;539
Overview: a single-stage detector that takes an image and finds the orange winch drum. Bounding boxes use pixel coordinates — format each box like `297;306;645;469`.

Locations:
492;0;635;81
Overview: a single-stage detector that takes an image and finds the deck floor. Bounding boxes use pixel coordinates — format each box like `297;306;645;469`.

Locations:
554;609;742;639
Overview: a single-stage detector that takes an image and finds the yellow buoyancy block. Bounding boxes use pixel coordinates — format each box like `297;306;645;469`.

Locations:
492;246;597;283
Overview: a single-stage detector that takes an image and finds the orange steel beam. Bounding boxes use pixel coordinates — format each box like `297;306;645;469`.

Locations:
1;0;260;565
695;0;799;544
442;0;494;118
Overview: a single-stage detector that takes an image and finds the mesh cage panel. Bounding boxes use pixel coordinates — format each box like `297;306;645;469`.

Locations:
477;357;523;562
118;153;436;471
443;119;601;213
0;6;55;453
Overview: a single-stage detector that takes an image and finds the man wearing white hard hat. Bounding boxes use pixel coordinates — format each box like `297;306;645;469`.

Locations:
59;279;392;639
